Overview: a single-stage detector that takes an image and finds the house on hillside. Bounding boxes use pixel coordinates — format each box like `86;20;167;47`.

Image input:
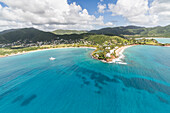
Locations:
106;53;111;57
115;46;118;49
105;47;111;49
110;49;115;54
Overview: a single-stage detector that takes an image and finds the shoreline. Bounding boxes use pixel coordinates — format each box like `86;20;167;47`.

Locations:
106;45;135;64
0;45;133;64
115;45;135;57
91;45;135;64
109;44;169;64
0;47;96;58
110;45;135;64
1;44;169;64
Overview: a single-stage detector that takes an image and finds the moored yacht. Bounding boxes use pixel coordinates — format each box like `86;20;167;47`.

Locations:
49;57;56;60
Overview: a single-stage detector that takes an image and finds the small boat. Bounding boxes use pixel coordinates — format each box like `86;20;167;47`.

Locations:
49;57;56;60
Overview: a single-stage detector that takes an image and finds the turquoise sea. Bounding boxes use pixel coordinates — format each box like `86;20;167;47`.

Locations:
0;45;170;113
154;38;170;44
138;38;170;44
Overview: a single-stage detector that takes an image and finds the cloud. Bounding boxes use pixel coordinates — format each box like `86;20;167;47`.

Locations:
0;0;110;31
108;0;155;25
108;0;170;26
150;0;170;25
97;3;106;13
105;22;113;26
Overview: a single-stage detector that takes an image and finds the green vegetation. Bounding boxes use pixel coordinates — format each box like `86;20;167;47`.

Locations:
1;26;170;44
52;30;87;35
89;25;170;38
0;27;169;61
0;44;97;56
0;28;91;44
84;35;128;45
0;28;58;43
0;47;41;55
91;37;160;61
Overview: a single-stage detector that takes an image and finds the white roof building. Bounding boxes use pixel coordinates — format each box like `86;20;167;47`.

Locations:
105;47;111;49
110;49;115;54
96;54;99;57
106;53;111;57
115;46;118;49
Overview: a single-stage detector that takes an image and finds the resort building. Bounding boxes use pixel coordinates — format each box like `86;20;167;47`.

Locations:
106;53;111;57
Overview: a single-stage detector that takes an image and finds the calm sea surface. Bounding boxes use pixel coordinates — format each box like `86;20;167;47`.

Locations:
0;46;170;113
154;38;170;44
137;38;170;44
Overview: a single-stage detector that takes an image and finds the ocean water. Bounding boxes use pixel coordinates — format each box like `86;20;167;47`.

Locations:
154;38;170;44
0;46;170;113
137;38;170;44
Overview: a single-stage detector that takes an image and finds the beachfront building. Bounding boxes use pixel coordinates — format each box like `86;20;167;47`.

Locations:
110;49;115;54
95;54;99;58
115;46;118;49
106;53;111;57
105;47;111;49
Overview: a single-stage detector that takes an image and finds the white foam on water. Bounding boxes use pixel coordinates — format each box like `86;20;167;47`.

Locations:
110;47;127;65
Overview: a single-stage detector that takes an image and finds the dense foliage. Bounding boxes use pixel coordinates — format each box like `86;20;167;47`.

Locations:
0;28;90;44
1;25;170;44
0;28;58;43
0;27;168;59
52;30;87;35
89;25;170;37
84;35;128;45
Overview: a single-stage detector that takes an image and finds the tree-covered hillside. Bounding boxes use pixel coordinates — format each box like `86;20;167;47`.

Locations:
0;27;126;45
84;35;127;45
1;25;170;45
52;30;87;35
0;28;93;44
89;25;170;37
89;26;144;36
0;28;59;43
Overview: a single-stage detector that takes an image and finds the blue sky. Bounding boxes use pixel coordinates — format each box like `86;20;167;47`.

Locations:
67;0;128;26
67;0;155;27
0;0;169;31
0;2;7;7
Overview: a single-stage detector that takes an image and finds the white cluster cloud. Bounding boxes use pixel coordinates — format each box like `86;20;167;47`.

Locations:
108;0;170;26
97;3;106;13
150;0;170;25
0;0;112;31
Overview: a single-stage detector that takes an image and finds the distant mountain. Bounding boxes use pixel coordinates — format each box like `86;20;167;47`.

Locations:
89;26;144;36
1;25;170;44
0;29;17;35
0;28;59;43
89;25;170;37
0;28;89;44
52;29;87;35
138;25;170;37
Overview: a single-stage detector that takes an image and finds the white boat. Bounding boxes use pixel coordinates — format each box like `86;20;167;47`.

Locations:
49;57;56;60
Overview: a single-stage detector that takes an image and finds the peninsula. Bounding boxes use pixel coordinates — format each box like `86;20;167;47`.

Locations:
0;26;170;63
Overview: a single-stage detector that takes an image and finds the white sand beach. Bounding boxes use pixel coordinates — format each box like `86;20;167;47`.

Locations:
0;47;96;58
110;45;135;64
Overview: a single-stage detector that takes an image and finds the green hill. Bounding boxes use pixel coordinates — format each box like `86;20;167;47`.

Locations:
52;30;87;35
1;25;170;44
0;29;17;35
0;28;91;44
84;35;126;45
89;25;170;37
0;28;59;43
0;27;125;45
89;26;144;36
